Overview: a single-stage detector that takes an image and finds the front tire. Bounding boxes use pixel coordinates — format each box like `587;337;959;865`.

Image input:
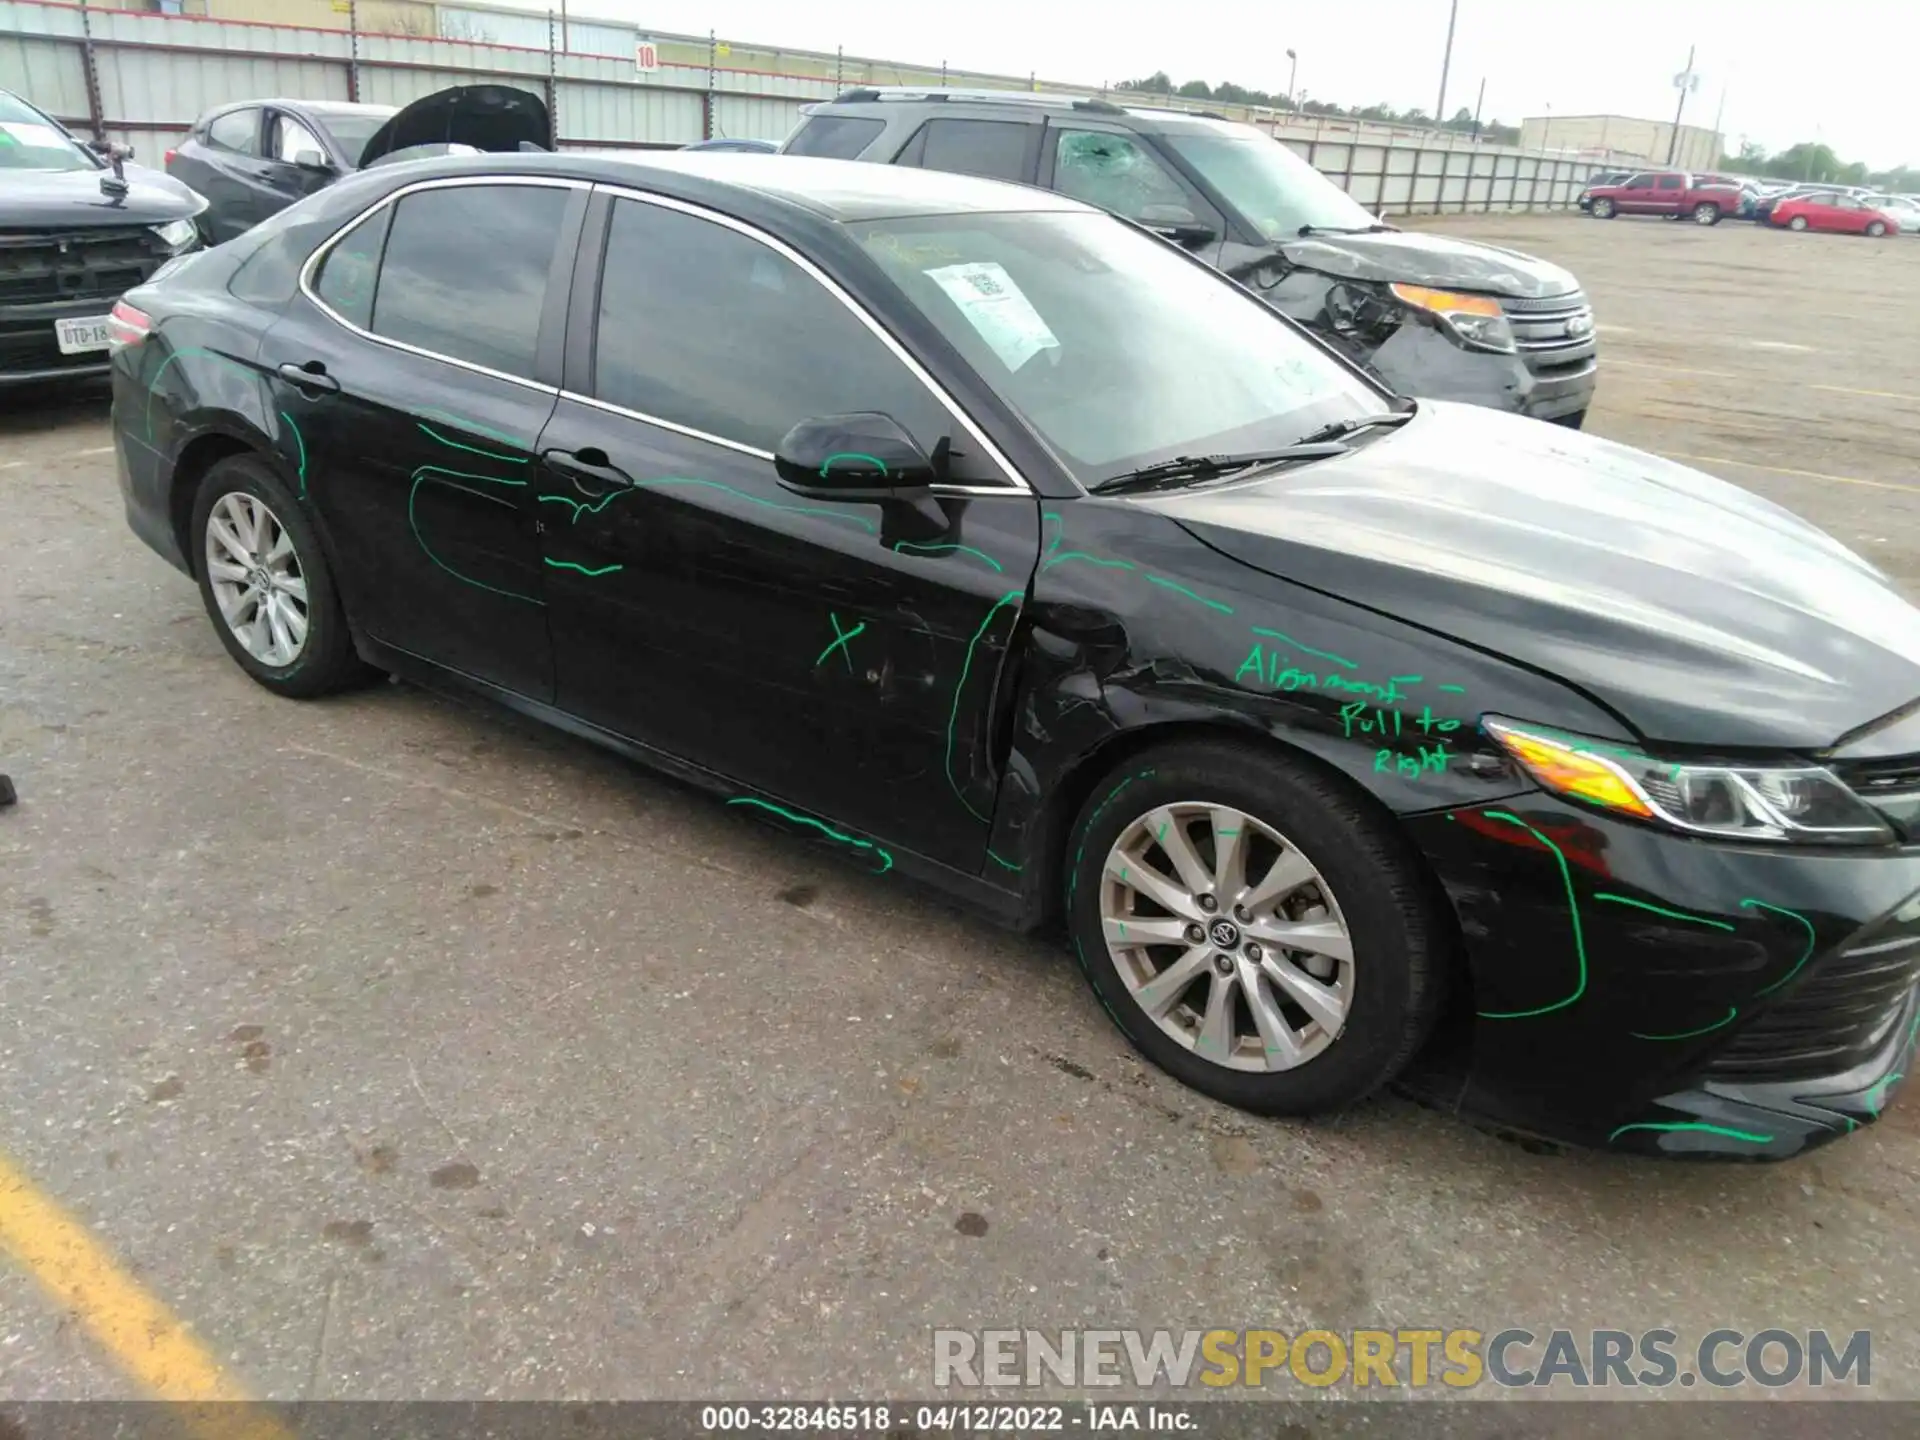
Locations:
1063;742;1446;1116
1591;198;1617;219
1789;215;1809;231
191;454;372;698
1692;202;1721;225
1867;221;1888;237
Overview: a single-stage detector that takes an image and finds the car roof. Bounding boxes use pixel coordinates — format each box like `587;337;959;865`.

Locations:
812;87;1259;137
201;99;395;118
389;149;1097;221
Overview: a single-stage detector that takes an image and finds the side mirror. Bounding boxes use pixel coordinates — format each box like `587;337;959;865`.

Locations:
774;412;939;499
293;150;331;172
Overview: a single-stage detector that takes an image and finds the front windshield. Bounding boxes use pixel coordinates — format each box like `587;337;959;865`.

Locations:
854;211;1382;487
0;94;95;172
309;110;395;168
1162;130;1379;243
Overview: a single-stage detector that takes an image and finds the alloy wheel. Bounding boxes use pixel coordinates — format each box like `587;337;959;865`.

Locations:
1099;801;1353;1073
204;492;309;668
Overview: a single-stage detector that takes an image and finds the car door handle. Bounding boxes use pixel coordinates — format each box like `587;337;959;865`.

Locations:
541;447;633;489
276;361;338;394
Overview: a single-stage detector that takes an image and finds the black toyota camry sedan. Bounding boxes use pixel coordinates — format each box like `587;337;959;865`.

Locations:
109;152;1920;1159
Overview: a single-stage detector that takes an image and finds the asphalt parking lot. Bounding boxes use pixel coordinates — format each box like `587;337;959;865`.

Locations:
2;211;1918;1409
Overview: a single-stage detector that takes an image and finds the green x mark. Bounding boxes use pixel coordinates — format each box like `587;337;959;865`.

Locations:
816;612;866;672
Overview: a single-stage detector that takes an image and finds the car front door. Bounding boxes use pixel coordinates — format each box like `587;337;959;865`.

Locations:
530;187;1044;871
1615;172;1653;213
1829;195;1868;232
259;110;338;219
262;176;588;698
187;107;270;243
1040;122;1226;261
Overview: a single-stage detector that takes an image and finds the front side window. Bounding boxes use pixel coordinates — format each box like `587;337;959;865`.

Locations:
272;115;324;164
1160;129;1377;240
855;210;1379;486
592;198;951;456
901;119;1035;183
311;206;392;328
369;184;570;378
782;114;884;159
1621;173;1652;188
207;109;261;156
1050;130;1195;225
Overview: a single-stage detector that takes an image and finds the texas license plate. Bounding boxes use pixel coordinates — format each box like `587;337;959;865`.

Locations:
55;315;113;354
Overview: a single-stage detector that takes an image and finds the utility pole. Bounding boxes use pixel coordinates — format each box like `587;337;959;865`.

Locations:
1434;0;1459;129
1286;48;1297;109
1472;76;1485;141
1711;85;1728;163
1666;44;1697;165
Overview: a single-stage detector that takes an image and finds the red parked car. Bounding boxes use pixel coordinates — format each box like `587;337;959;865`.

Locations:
1769;191;1900;236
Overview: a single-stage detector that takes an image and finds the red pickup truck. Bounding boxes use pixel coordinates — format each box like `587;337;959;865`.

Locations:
1584;170;1745;226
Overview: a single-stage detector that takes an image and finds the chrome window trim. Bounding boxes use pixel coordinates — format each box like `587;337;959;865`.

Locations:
297;174;590;395
590;182;1032;495
557;389;775;463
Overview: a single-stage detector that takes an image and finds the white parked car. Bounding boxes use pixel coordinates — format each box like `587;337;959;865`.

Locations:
1865;194;1920;232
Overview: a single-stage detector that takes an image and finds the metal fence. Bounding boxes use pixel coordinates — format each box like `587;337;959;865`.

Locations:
0;0;1593;213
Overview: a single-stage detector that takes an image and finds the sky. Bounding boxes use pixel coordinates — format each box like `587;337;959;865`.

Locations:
523;0;1909;169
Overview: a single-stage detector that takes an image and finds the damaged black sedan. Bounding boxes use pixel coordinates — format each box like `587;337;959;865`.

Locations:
111;153;1917;1159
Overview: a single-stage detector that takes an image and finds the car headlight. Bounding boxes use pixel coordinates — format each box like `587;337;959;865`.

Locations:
1483;718;1895;845
151;218;200;252
1388;283;1516;353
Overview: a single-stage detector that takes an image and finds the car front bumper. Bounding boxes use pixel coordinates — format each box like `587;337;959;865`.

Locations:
0;295;123;387
1404;794;1920;1159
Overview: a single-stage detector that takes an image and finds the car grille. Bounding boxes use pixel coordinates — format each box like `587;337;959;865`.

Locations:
1831;752;1920;840
1498;289;1598;379
1706;903;1920;1083
0;225;170;306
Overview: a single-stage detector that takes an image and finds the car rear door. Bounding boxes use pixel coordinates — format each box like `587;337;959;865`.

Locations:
261;175;588;698
1651;173;1686;214
889;115;1042;185
529;185;1044;871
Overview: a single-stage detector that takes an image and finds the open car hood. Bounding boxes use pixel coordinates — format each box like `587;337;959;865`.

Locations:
1147;402;1920;751
356;85;550;166
1274;228;1580;300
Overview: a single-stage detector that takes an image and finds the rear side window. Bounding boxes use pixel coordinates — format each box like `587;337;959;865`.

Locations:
591;197;949;455
897;119;1036;183
368;184;570;378
206;109;260;155
1656;175;1684;190
312;206;392;329
783;114;884;159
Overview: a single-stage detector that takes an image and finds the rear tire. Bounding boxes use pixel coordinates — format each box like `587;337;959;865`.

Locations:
1789;215;1809;231
1063;741;1446;1116
191;454;373;698
1692;202;1721;225
1591;198;1616;219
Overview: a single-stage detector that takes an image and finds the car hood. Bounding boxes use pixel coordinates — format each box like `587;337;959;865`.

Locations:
1149;402;1920;750
0;162;204;225
357;85;550;166
1276;228;1579;300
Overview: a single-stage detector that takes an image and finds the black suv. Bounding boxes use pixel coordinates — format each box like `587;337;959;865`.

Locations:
0;88;204;387
784;88;1598;427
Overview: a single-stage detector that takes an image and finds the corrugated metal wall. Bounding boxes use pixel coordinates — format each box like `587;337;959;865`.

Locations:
4;0;1590;209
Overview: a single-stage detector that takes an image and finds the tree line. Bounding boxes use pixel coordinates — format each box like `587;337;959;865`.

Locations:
1119;71;1522;145
1719;140;1915;193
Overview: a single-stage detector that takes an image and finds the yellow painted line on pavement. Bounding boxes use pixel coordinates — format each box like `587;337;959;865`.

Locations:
0;1150;289;1439
1664;452;1920;495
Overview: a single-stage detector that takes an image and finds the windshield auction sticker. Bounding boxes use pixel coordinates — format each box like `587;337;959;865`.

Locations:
923;261;1061;372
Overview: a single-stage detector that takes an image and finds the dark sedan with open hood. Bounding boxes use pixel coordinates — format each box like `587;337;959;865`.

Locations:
167;85;550;245
0;89;205;386
109;152;1915;1159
